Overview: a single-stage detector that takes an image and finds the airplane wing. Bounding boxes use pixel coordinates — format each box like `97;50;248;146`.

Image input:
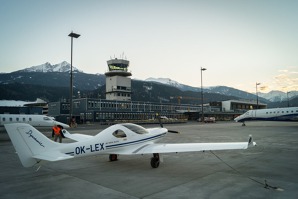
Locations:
133;136;256;154
33;151;74;161
61;129;93;142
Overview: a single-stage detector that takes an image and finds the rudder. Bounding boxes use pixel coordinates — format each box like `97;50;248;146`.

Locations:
4;123;58;167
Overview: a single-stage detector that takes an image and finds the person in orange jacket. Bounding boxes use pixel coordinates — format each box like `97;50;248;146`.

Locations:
52;125;65;143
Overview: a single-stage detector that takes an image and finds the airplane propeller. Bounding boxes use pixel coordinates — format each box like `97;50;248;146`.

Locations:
167;130;180;134
157;114;179;134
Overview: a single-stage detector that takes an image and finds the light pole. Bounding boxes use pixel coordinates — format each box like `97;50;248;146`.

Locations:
256;82;261;109
287;91;291;107
201;67;207;123
68;31;80;125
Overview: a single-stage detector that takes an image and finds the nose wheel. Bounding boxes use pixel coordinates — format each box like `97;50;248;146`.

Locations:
109;154;118;161
151;153;160;168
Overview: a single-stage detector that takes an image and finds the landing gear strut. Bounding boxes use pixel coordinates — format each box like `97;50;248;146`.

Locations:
242;122;246;126
151;153;160;168
109;154;118;161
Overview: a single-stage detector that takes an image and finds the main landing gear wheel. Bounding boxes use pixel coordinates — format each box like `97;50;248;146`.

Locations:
151;153;160;168
109;154;118;161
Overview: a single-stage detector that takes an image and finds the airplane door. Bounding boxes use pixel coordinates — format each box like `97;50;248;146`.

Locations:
250;110;256;118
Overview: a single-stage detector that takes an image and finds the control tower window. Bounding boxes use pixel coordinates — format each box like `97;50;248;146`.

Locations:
108;65;128;71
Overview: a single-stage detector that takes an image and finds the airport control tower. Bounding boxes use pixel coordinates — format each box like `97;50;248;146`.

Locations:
105;58;132;101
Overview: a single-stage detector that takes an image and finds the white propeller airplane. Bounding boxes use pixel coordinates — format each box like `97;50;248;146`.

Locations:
5;122;256;169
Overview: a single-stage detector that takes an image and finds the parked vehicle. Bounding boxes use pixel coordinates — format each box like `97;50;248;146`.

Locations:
204;117;216;123
197;117;216;123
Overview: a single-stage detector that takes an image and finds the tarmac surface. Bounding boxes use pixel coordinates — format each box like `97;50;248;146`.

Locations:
1;121;298;199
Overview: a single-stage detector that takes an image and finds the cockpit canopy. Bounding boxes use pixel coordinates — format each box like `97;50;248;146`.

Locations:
112;124;148;139
122;123;148;134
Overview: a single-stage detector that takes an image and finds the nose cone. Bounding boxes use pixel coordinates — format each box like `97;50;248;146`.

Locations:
54;121;70;128
234;116;240;122
162;128;168;133
234;115;245;123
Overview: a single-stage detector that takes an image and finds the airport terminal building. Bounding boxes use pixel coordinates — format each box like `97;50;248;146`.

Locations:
48;58;267;124
48;98;267;124
0;98;48;115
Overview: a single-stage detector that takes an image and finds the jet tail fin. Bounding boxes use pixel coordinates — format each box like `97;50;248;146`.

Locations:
4;123;59;167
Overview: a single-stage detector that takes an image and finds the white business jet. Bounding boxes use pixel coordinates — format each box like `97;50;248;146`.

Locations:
0;114;69;133
235;107;298;126
5;123;256;169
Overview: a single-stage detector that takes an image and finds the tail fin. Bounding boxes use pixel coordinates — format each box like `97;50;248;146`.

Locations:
4;123;58;167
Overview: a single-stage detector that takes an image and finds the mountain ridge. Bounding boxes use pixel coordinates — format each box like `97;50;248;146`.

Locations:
15;61;82;73
145;77;297;102
1;61;297;103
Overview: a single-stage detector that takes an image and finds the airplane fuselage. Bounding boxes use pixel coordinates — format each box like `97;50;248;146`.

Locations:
234;107;298;123
0;114;69;129
60;125;167;158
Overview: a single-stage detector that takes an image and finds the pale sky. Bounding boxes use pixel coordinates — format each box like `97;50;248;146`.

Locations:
1;0;297;93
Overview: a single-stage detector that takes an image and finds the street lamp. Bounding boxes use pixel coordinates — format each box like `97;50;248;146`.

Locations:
256;82;261;109
287;92;291;107
201;67;207;123
68;31;80;125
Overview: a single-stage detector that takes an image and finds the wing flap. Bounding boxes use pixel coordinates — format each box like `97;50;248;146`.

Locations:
133;142;250;154
133;135;255;154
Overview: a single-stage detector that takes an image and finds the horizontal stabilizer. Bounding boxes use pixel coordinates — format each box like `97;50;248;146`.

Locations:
61;129;93;142
33;151;74;161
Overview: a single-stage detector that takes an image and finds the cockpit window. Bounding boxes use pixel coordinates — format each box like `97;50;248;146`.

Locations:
43;117;51;121
122;124;148;134
112;130;127;138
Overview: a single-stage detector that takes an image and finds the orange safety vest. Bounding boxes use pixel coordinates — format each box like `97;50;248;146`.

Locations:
52;126;61;135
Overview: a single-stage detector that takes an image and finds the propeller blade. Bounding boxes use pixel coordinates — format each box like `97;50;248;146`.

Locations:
167;130;179;134
156;114;163;128
158;116;163;127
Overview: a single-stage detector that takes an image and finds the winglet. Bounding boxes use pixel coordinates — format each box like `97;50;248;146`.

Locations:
248;135;256;148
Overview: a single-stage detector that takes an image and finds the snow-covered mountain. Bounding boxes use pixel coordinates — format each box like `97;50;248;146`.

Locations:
259;90;298;102
4;62;297;103
145;77;200;92
146;77;180;87
15;61;82;73
145;77;297;102
145;78;260;100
